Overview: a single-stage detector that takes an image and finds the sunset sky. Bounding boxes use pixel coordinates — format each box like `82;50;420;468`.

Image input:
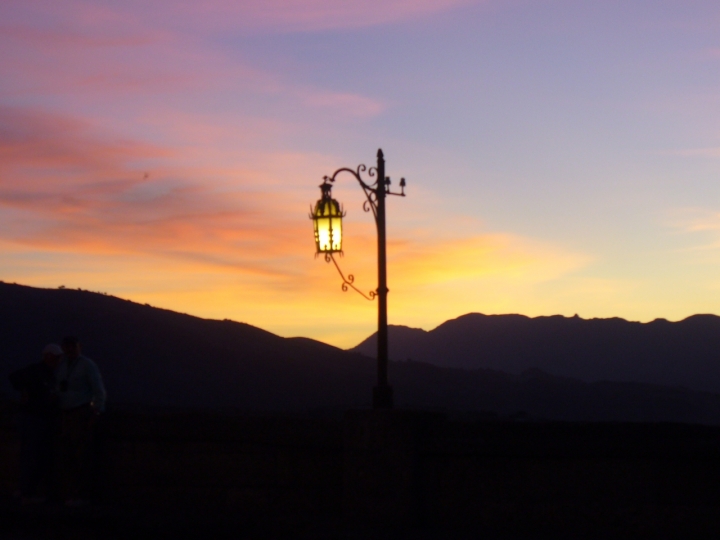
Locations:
3;0;720;348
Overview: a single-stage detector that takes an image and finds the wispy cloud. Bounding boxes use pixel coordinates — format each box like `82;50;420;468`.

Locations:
673;147;720;158
666;208;720;254
391;233;589;286
693;47;720;62
0;107;165;178
301;91;386;118
0;107;311;278
204;0;481;32
0;24;161;50
670;208;720;233
0;10;386;123
305;227;590;301
0;106;588;303
2;0;481;36
0;99;590;347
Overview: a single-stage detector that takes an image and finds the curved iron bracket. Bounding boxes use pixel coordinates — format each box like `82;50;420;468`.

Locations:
323;166;406;222
324;164;379;220
325;253;376;301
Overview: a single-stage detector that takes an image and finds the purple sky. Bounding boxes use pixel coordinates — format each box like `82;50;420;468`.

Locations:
2;0;720;347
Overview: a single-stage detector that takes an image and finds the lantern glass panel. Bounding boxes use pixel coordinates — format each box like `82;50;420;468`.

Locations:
312;198;343;253
315;216;330;251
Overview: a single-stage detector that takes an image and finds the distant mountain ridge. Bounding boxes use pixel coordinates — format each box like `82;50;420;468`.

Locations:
349;313;720;393
4;282;720;423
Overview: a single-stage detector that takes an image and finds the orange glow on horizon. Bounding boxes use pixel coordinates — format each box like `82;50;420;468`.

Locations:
5;0;720;349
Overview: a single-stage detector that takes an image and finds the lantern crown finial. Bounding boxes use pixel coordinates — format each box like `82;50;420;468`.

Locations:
320;181;333;199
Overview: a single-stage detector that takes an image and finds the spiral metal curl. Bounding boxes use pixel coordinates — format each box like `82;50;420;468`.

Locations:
363;193;378;214
325;253;376;301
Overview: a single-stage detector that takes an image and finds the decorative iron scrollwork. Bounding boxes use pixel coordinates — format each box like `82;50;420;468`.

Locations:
318;158;405;302
323;164;380;219
325;253;376;301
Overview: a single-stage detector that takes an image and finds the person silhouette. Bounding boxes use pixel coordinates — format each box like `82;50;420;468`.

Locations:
55;336;106;507
8;344;63;504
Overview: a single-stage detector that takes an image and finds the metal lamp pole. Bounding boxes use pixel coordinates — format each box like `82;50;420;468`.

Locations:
374;150;391;409
310;149;406;409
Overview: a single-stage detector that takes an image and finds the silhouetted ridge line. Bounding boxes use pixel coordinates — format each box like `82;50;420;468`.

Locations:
350;312;720;393
4;282;720;423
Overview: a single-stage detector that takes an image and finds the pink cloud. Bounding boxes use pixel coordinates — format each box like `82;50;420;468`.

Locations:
301;91;385;118
0;0;479;284
0;25;159;50
0;17;382;123
0;107;313;278
0;107;166;186
673;147;720;157
2;0;480;35
0;23;206;97
1;3;393;129
183;0;481;32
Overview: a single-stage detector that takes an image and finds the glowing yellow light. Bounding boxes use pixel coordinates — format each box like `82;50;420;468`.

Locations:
311;183;345;254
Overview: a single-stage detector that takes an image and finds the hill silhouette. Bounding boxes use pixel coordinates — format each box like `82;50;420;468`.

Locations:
350;313;720;393
0;282;374;411
4;282;720;423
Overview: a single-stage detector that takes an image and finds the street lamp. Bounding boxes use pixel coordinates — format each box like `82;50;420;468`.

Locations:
310;149;406;409
311;182;345;253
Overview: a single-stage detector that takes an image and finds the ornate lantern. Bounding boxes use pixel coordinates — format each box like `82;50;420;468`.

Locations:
310;182;345;254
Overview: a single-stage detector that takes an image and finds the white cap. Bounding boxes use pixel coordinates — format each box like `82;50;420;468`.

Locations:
42;343;63;356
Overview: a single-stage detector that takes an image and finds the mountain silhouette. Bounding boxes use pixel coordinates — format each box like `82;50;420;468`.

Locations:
0;282;375;411
350;313;720;393
4;282;720;423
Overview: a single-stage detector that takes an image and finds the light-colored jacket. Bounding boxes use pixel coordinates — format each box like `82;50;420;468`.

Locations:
55;354;107;412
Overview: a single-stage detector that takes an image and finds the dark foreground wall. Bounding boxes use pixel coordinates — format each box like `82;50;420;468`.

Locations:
345;412;720;538
3;408;720;538
0;410;345;538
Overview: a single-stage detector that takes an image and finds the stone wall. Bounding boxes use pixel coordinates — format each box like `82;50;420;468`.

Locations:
1;408;344;537
3;407;720;537
344;411;720;537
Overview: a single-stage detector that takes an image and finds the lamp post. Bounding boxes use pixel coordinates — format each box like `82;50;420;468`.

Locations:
310;149;406;409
